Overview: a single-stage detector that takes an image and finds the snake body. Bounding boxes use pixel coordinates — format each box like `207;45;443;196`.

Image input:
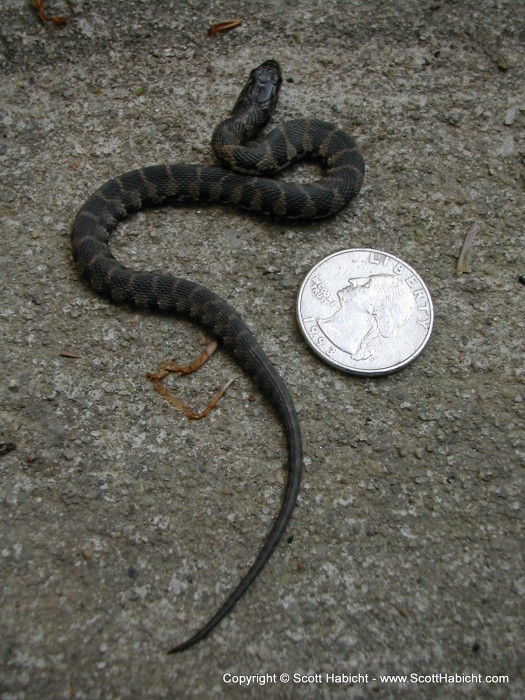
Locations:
71;60;365;653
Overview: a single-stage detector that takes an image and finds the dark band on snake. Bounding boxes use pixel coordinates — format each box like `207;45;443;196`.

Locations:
71;60;365;653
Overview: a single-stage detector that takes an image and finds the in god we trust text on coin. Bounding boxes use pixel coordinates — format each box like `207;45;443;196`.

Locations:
297;249;434;375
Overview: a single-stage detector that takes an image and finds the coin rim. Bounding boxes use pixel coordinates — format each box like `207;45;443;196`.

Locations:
296;248;434;375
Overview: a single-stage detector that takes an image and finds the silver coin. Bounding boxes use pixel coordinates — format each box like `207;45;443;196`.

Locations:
297;248;434;375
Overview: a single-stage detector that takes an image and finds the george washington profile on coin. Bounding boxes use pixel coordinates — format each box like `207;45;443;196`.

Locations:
317;274;416;361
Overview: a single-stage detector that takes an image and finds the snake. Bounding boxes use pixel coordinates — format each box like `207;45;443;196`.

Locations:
71;59;365;653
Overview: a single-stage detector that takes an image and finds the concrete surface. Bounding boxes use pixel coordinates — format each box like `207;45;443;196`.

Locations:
1;1;524;698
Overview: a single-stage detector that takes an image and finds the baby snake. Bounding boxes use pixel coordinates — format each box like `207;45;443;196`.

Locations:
71;59;365;653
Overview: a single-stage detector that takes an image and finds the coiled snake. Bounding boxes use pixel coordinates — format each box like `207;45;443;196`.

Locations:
71;60;365;653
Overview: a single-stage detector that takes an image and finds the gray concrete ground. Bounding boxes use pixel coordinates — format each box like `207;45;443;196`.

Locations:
1;1;524;698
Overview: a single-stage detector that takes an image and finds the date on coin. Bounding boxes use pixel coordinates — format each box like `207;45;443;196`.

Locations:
297;249;434;375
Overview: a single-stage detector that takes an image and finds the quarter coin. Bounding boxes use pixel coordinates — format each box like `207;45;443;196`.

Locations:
297;248;434;375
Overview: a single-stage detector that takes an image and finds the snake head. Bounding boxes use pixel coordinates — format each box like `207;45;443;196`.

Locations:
233;60;282;120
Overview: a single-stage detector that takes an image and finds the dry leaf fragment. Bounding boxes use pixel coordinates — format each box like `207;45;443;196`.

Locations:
32;0;68;24
59;349;80;358
207;19;242;36
456;223;480;276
